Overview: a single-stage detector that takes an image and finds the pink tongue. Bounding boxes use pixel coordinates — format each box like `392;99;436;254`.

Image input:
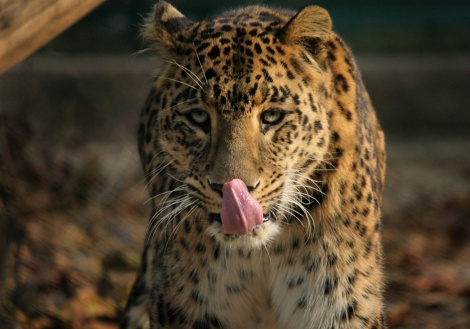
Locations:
221;179;263;235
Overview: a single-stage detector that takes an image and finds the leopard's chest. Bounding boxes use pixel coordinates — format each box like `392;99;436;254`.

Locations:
155;227;349;329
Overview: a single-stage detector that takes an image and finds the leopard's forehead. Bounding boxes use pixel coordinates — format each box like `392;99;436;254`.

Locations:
176;6;295;75
194;6;292;38
168;7;316;115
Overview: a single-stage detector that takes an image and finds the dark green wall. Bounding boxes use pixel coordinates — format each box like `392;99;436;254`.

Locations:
46;0;470;53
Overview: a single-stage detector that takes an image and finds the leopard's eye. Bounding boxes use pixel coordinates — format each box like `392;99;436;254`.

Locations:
187;109;209;125
261;110;284;125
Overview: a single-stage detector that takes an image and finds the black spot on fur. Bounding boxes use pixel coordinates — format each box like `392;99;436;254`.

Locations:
205;68;216;80
297;296;308;309
324;276;338;294
208;45;220;59
341;300;357;321
335;74;349;92
213;245;220;260
313;120;323;133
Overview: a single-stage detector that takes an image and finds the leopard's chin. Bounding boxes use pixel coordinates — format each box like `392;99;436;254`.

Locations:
209;212;273;226
205;212;281;249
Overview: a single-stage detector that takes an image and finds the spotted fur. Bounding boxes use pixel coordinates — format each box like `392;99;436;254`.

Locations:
122;2;386;328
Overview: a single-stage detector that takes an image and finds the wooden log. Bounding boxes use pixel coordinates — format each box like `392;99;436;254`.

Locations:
0;0;106;74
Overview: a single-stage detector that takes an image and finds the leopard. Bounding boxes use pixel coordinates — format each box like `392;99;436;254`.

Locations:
121;1;386;328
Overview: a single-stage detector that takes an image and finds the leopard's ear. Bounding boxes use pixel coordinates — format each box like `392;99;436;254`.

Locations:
143;1;193;50
276;5;332;55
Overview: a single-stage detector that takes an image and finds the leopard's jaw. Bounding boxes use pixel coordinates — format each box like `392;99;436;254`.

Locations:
206;213;282;249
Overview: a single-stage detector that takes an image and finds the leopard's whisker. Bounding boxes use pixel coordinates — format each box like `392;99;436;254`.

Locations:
263;243;272;265
159;97;198;114
194;46;208;86
170;59;204;90
155;57;205;91
144;184;187;204
140;150;168;186
157;76;200;92
272;201;305;227
147;192;190;228
147;195;196;245
144;157;174;191
165;201;199;250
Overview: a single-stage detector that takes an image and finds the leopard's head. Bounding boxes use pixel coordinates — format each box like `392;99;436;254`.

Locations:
141;1;335;248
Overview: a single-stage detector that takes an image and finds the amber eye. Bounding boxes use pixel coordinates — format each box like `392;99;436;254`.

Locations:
187;109;209;124
261;110;284;125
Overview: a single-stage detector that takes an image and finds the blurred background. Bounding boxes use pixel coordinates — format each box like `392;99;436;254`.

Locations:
1;0;469;328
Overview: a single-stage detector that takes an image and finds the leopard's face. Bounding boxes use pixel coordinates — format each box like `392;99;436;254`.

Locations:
144;4;333;248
